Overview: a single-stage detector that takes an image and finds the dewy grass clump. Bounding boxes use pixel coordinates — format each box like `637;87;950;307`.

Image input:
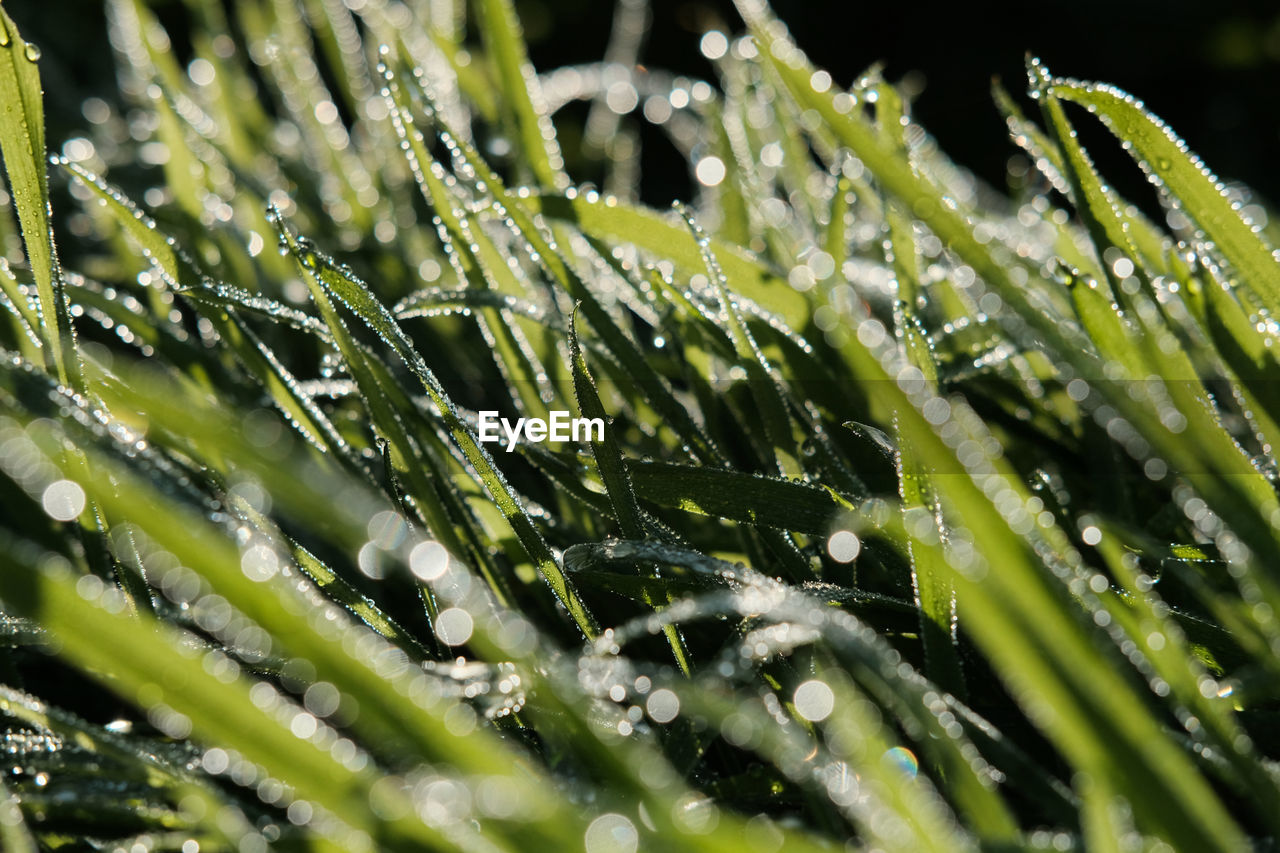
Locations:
0;0;1278;850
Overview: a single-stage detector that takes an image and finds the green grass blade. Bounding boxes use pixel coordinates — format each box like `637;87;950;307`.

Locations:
0;9;76;387
628;459;874;537
1031;62;1142;288
570;312;691;674
0;256;38;334
1047;73;1280;314
474;0;566;189
894;303;965;699
570;312;645;538
680;205;802;478
382;64;559;415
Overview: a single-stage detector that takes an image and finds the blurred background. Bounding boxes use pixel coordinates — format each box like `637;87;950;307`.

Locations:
14;0;1280;213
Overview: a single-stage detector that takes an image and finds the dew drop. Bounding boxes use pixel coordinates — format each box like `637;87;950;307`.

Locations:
794;680;835;722
585;814;638;853
410;541;449;581
700;30;728;60
884;746;918;777
695;156;726;187
41;480;85;521
645;688;680;723
826;530;861;563
435;608;474;646
22;42;40;62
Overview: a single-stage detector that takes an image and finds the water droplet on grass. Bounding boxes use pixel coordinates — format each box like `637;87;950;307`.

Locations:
410;541;449;581
794;680;835;721
884;746;918;777
41;480;85;521
827;530;861;562
645;688;679;723
585;814;638;853
695;156;726;187
435;608;474;645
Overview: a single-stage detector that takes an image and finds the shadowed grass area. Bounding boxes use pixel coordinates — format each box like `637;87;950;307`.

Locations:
1;0;1279;850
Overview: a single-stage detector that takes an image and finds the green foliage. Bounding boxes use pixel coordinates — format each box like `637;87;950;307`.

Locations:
0;0;1277;850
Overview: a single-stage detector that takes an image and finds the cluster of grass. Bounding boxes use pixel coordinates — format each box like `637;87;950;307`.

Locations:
1;0;1279;850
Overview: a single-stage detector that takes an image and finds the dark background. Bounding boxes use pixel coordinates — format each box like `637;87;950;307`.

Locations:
12;0;1280;212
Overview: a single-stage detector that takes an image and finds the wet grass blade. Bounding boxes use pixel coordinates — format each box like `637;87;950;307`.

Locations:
570;312;645;538
11;0;1280;848
382;65;559;415
1047;74;1280;314
0;257;38;335
628;459;873;536
475;0;566;189
893;303;965;699
1031;61;1143;287
680;206;801;477
0;9;76;387
570;312;691;673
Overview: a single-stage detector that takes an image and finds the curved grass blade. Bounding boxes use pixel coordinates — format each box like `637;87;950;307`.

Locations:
0;10;77;388
396;286;566;336
1046;74;1280;314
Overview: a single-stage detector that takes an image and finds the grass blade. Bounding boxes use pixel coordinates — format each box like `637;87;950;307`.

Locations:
1048;73;1280;313
0;10;76;387
475;0;566;189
